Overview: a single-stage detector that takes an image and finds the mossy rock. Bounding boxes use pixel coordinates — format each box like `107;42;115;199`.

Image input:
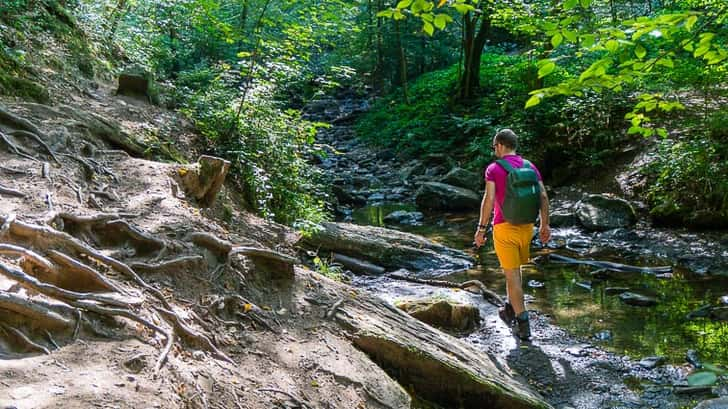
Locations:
0;73;50;103
396;298;480;332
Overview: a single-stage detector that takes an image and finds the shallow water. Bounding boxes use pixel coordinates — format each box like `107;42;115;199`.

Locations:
349;205;728;366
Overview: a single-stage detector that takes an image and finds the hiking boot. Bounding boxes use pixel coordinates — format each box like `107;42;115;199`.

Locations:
498;302;516;326
516;313;531;341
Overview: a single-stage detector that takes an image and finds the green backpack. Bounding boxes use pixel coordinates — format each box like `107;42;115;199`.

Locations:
496;159;541;225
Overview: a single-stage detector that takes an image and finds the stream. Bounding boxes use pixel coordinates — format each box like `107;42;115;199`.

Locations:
350;205;728;367
305;92;728;408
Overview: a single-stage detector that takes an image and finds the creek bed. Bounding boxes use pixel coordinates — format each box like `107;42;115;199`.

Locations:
349;205;728;367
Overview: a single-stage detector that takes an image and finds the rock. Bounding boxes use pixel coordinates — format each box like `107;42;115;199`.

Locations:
400;160;426;180
338;290;552;409
302;222;474;275
720;296;728;305
619;292;658;307
117;67;153;102
550;211;577;227
367;192;385;202
594;330;612;341
575;194;637;231
693;397;728;408
415;182;480;212
687;349;702;368
396;299;480;332
709;306;728;321
527;280;544;288
638;356;665;369
440;167;482;190
384;210;424;226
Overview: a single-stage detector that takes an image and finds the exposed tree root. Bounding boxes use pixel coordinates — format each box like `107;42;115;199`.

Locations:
155;306;235;365
0;323;50;355
0;260;138;308
130;255;206;275
188;231;297;279
155;328;175;373
0;184;25;198
0;291;75;330
7;130;60;164
0;105;47;136
47;250;127;293
0;165;27;175
387;272;504;307
0;129;39;162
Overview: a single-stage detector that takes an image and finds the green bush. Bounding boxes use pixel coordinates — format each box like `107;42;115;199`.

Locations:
180;67;329;226
645;137;728;228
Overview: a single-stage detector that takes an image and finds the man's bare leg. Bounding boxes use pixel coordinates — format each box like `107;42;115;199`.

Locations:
504;267;525;315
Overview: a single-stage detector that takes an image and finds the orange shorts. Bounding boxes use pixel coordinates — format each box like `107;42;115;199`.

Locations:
493;222;534;270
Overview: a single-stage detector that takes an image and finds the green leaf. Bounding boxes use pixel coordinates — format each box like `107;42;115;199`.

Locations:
543;22;558;31
685;15;698;31
525;95;541;108
538;61;556;78
452;3;474;13
397;0;413;8
434;14;448;29
627;126;643;135
551;33;563;48
581;34;596;48
635;44;647;59
580;0;591;7
657;128;668;138
656;58;674;68
564;0;578;10
605;39;619;52
423;21;434;36
376;10;394;17
694;45;710;58
687;371;717;387
563;29;577;42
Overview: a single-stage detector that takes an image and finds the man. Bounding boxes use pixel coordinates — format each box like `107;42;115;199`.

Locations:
473;129;551;341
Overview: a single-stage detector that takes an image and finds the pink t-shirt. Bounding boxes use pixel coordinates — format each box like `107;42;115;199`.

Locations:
484;154;543;225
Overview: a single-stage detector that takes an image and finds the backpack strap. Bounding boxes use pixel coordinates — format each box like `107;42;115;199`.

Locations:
496;159;515;173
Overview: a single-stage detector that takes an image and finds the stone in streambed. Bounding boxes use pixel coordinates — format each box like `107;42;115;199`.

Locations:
415;182;480;212
638;356;665;370
396;299;480;332
619;292;657;307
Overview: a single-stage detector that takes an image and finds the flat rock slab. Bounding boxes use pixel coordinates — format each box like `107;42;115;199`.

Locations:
335;291;552;409
396;298;480;332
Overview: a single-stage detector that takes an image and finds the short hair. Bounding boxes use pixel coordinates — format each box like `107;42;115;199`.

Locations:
494;128;518;150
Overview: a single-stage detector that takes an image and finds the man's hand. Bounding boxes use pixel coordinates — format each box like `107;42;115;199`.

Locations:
474;228;487;248
539;225;551;244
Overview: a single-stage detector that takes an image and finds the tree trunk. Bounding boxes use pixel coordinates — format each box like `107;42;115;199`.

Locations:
458;7;491;100
107;0;128;40
395;20;409;104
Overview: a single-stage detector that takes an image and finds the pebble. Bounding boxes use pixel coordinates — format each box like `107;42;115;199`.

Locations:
192;351;205;361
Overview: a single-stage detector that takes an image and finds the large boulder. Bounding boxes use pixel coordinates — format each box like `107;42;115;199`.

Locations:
117;67;154;102
333;287;553;409
575;194;637;231
301;222;473;276
440;167;483;190
415;182;481;212
396;298;480;333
